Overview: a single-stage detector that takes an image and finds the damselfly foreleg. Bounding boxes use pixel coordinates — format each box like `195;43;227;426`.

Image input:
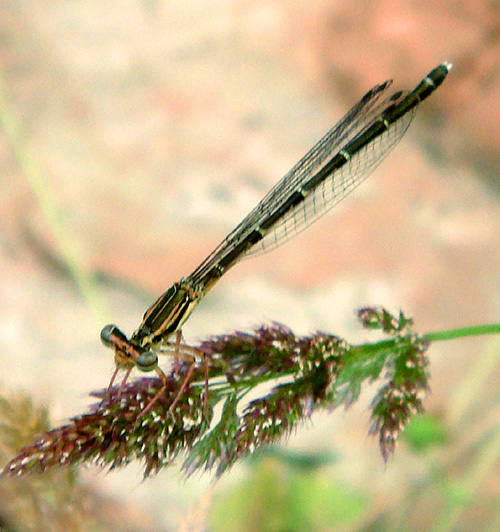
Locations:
139;331;210;418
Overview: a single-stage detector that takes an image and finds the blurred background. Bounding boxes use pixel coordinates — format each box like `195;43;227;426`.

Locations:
1;0;499;530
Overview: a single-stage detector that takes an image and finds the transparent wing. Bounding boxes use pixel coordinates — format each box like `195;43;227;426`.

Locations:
246;98;414;256
189;83;414;287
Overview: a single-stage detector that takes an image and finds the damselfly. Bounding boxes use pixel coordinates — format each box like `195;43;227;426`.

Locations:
101;62;452;414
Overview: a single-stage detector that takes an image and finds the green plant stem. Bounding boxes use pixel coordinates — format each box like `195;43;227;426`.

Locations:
195;323;500;398
426;323;500;342
356;323;500;356
0;71;105;323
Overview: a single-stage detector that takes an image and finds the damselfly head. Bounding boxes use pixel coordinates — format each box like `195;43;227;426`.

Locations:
100;324;125;348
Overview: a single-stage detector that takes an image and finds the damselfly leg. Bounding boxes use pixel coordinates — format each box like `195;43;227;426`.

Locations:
101;325;209;417
139;331;209;418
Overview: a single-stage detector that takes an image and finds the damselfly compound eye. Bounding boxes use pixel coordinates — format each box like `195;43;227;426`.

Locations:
100;324;126;348
136;351;158;372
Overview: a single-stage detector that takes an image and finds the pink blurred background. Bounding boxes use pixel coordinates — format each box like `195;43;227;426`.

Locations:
1;1;499;529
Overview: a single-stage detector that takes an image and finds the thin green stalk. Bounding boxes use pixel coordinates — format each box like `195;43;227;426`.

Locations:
356;323;500;355
0;71;105;323
425;323;500;342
